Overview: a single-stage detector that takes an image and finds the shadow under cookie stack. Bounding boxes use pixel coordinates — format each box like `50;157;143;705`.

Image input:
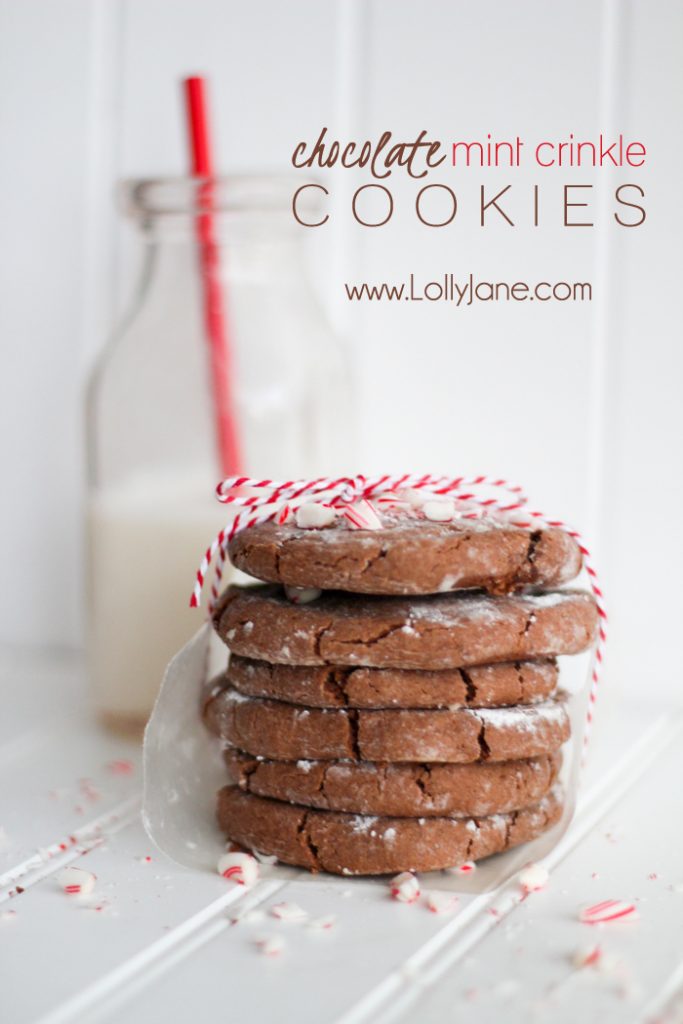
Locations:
203;496;598;876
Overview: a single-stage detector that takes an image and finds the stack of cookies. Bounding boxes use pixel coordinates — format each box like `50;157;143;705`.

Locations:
204;500;598;876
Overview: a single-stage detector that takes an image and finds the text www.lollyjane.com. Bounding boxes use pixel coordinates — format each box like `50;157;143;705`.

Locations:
344;274;592;306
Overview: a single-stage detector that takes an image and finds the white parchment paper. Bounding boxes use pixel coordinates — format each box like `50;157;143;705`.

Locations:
142;624;227;871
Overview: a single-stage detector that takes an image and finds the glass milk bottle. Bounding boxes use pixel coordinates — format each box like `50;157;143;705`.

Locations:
86;176;350;734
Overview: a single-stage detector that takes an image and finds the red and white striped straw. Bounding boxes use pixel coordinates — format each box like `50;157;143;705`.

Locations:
190;473;606;750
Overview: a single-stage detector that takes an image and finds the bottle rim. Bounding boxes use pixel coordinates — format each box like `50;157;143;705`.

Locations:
120;175;316;218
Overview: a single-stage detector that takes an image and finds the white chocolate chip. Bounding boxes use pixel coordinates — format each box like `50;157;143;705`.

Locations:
295;503;336;529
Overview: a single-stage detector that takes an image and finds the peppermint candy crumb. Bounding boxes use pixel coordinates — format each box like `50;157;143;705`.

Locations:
519;862;549;893
255;935;285;957
390;871;420;904
579;899;639;925
572;943;603;968
270;901;308;922
57;867;96;896
422;500;455;522
217;851;259;887
230;907;266;926
402;488;430;507
307;914;337;931
342;499;383;530
449;860;476;876
284;586;322;605
374;491;410;509
295;503;336;529
425;891;460;915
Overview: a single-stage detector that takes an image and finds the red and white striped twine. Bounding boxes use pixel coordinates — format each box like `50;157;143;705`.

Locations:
190;473;606;749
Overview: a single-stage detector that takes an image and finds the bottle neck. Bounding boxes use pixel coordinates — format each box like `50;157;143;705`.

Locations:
136;215;309;291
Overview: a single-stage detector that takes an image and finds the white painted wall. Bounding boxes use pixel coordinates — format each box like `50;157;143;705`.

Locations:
1;0;681;699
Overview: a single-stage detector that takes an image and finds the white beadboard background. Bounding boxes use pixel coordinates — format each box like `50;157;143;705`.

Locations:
1;0;682;706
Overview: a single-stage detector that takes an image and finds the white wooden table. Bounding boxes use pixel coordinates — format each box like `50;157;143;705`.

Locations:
2;647;682;1024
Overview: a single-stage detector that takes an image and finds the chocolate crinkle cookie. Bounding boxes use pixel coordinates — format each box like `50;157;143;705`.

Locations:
212;585;598;670
217;785;565;875
222;656;559;709
228;510;582;596
224;748;562;819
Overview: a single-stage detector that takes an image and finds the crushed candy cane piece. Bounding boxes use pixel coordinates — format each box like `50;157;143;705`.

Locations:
79;778;100;802
422;500;455;522
390;871;420;904
519;862;549;893
572;943;603;968
426;891;459;915
242;908;266;925
374;491;410;509
270;901;308;922
231;907;266;925
57;867;96;896
342;499;383;530
449;861;476;875
307;914;336;931
107;759;134;775
579;899;639;925
80;896;110;913
284;585;322;605
217;851;259;887
402;488;430;507
295;503;336;529
255;935;285;956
